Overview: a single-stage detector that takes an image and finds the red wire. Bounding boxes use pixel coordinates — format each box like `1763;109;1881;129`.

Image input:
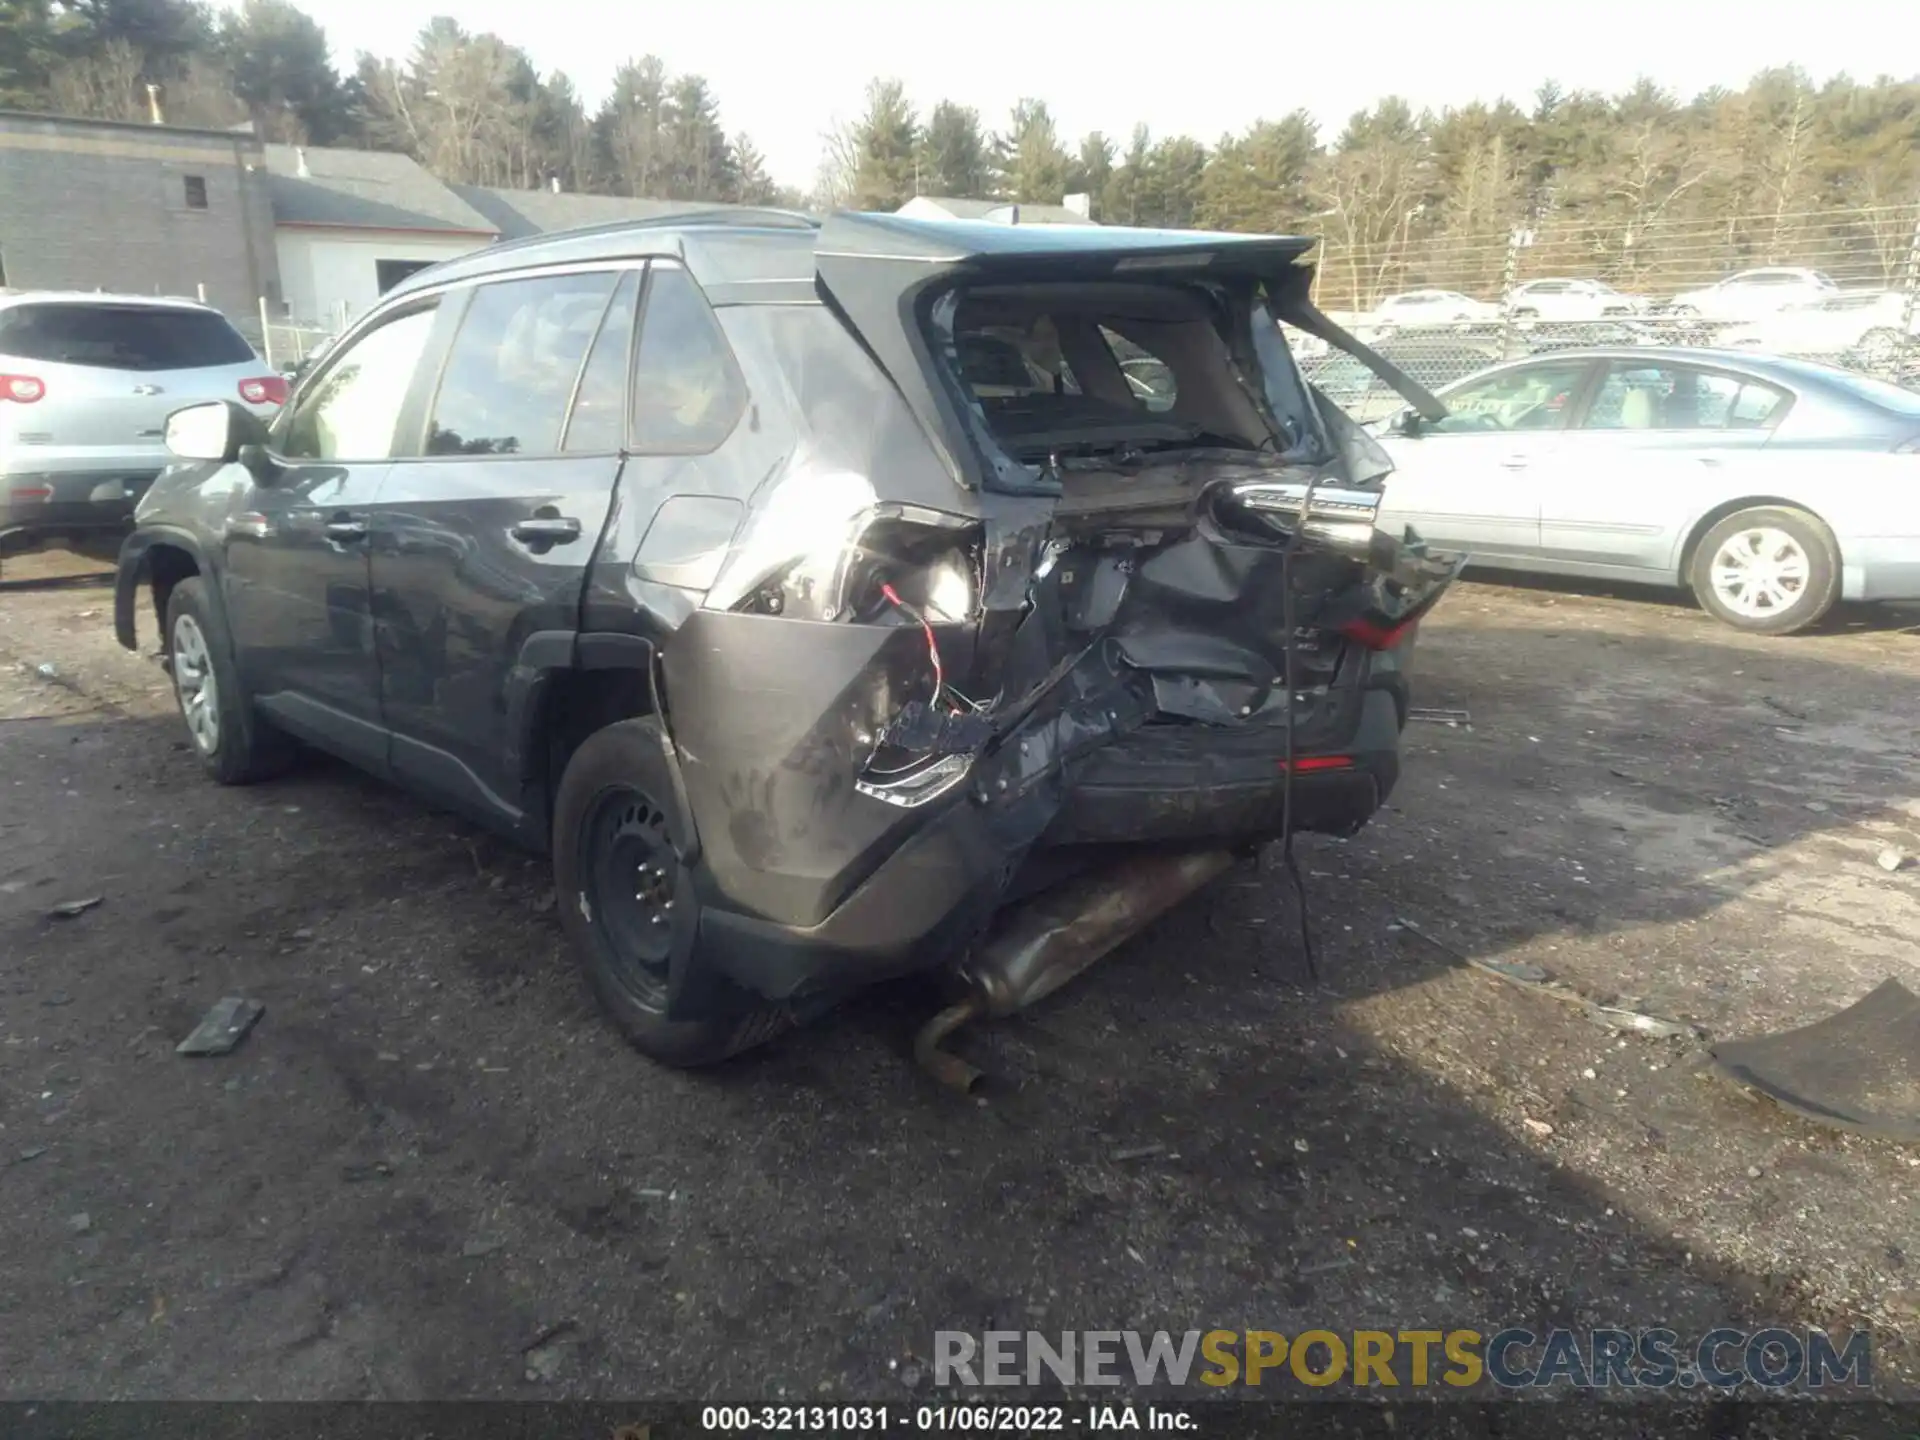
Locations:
881;581;944;701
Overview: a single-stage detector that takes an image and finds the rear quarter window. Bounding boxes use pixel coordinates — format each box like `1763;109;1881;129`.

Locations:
0;303;254;370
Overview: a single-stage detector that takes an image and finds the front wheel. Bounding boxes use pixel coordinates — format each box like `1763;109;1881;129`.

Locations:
1688;506;1840;636
551;718;792;1067
164;577;295;783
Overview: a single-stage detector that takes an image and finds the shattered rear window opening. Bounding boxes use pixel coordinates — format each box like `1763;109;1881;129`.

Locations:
933;280;1326;469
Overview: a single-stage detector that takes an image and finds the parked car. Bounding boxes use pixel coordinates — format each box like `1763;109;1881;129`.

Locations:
1368;289;1503;334
1;293;285;573
1666;268;1840;323
1507;278;1647;322
1720;290;1917;363
1371;346;1920;634
1521;319;1663;354
1306;337;1507;423
115;212;1462;1069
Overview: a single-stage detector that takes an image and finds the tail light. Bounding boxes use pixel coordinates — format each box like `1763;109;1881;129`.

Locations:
8;485;53;503
2;374;46;403
1339;616;1420;650
238;375;289;406
1280;755;1354;773
704;470;980;625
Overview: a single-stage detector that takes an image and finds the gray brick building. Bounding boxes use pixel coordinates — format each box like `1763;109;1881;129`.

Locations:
0;110;280;327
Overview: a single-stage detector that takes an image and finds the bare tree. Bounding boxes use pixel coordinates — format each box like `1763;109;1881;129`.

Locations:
46;38;145;122
811;116;859;210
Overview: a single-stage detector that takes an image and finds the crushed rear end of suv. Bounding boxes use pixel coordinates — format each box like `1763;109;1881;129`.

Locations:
115;212;1461;1074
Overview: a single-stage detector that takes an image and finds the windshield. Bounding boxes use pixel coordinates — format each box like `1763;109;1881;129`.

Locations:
936;280;1326;467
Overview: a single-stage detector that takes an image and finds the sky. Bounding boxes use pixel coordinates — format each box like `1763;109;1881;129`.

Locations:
306;0;1911;191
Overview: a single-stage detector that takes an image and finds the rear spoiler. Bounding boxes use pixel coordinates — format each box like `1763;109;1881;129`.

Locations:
1268;273;1450;423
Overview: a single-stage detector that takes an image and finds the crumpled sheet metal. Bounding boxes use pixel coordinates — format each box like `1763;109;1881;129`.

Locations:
1709;979;1920;1141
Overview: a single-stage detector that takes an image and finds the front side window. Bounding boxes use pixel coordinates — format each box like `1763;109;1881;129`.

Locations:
1430;362;1588;434
630;266;748;454
427;270;619;456
279;306;437;461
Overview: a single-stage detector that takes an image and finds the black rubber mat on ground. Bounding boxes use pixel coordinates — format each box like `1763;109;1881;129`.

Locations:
1710;978;1920;1140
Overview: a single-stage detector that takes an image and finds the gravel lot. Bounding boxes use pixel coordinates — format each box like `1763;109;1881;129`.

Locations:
3;550;1918;1401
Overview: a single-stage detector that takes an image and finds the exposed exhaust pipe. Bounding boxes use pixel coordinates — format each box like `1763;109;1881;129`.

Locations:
914;847;1239;1093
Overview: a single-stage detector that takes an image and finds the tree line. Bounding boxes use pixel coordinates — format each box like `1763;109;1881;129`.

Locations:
831;73;1920;305
4;0;1919;304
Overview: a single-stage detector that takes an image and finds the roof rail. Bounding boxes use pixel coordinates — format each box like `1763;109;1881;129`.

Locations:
475;206;822;262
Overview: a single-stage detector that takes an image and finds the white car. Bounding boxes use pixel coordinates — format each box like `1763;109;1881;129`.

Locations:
1668;268;1839;323
1720;290;1917;361
1507;278;1646;322
1369;289;1501;333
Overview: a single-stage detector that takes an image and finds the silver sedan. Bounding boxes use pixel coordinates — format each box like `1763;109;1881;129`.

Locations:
1371;347;1920;633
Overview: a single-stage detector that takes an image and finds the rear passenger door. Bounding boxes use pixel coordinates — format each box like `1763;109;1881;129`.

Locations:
1541;360;1789;573
367;266;639;828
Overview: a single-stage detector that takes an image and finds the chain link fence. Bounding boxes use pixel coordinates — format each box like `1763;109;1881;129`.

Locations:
1288;202;1920;420
226;300;348;378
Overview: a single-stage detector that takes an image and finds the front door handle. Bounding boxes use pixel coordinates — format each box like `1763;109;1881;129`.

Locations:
1500;454;1531;470
511;515;583;544
323;515;370;542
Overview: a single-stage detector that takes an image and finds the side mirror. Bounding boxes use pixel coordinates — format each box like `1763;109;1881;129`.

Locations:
1390;407;1424;438
164;400;271;465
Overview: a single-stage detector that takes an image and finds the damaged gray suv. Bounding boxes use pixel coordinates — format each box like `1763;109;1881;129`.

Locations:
114;211;1462;1074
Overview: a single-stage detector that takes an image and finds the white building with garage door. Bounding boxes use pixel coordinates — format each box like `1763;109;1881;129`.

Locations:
263;144;499;332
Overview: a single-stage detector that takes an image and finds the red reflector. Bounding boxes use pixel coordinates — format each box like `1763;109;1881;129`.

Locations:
9;485;53;502
1340;616;1416;650
1;373;46;403
1281;755;1354;773
238;375;289;406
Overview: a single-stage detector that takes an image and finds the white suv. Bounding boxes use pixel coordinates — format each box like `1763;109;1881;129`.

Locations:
1668;268;1839;323
1507;278;1646;322
1;293;284;569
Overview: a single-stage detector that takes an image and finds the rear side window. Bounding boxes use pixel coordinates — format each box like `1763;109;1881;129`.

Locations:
630;266;747;454
562;270;640;453
0;303;254;371
428;271;619;456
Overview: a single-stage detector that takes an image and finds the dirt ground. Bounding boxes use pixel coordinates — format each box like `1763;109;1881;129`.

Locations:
2;549;1918;1402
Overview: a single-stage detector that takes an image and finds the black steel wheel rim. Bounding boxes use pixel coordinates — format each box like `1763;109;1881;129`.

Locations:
582;784;677;1011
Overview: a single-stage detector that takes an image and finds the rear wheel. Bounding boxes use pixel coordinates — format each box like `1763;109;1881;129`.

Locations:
1688;506;1839;636
164;577;295;783
551;718;792;1067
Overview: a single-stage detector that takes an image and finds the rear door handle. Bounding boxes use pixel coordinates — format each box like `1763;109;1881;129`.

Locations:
323;515;369;542
511;515;583;544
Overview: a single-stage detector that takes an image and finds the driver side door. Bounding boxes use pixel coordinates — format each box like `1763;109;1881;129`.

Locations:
222;300;444;772
1374;358;1597;565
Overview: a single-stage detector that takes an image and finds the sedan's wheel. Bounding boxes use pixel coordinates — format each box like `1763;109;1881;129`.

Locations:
1688;506;1839;636
552;717;793;1066
163;577;295;784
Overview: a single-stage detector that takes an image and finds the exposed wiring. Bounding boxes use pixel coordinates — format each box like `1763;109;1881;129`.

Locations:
881;581;948;708
1278;476;1323;985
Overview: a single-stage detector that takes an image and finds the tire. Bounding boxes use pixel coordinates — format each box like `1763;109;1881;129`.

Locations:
1688;506;1840;636
551;717;792;1067
164;577;296;783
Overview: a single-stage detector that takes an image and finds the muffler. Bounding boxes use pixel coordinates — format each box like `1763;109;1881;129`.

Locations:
914;847;1238;1093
